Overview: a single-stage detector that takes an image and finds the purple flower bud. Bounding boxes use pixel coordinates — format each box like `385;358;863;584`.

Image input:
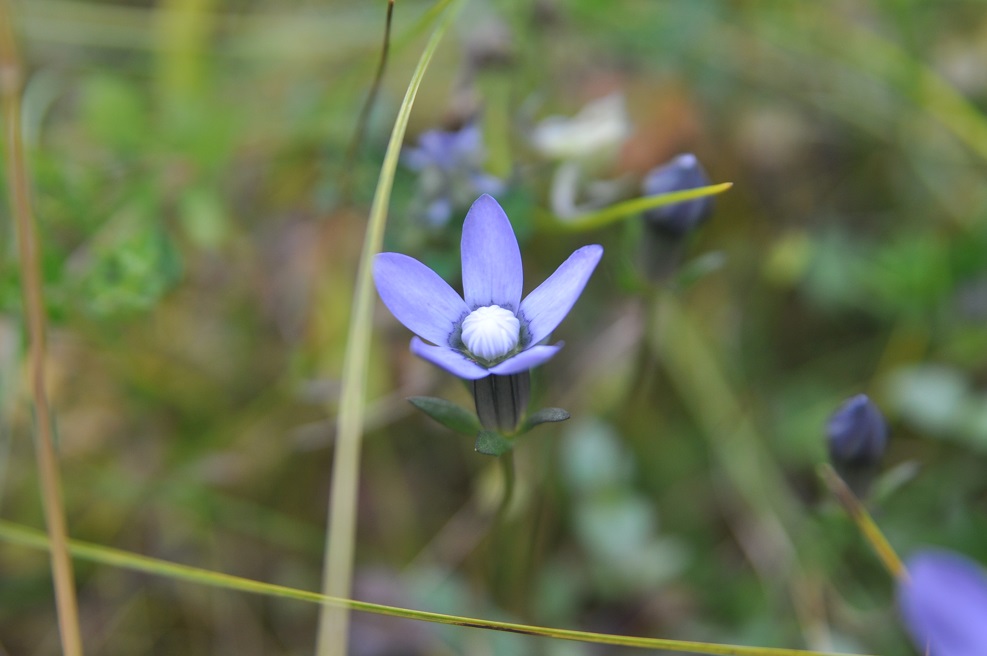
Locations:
641;153;713;237
899;549;987;656
826;394;888;469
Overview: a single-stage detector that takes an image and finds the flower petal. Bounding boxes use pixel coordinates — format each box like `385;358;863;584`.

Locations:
410;338;490;380
488;344;562;375
899;549;987;656
520;244;603;345
373;253;468;346
461;194;523;311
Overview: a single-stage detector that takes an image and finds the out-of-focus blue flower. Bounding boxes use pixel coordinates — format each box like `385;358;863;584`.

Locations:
373;194;602;380
826;393;888;468
642;153;714;237
403;124;503;227
899;549;987;656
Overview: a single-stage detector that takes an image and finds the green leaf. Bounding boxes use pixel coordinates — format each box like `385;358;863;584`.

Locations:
407;397;480;435
475;430;513;457
522;408;571;433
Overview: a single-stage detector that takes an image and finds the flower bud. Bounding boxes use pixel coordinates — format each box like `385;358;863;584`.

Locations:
472;371;530;434
641;153;713;237
826;394;888;469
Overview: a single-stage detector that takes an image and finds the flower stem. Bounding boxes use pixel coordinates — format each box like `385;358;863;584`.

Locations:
0;5;85;655
496;450;515;522
818;464;907;580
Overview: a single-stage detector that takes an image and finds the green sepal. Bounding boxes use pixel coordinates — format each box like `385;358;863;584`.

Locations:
475;430;513;457
521;407;571;433
407;397;481;435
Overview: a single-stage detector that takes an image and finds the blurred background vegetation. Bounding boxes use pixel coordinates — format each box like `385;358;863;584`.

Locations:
2;1;987;654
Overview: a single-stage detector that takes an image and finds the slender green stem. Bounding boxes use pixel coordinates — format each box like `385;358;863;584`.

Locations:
0;519;874;656
489;450;516;603
316;3;461;654
0;4;85;655
496;450;515;522
818;464;907;580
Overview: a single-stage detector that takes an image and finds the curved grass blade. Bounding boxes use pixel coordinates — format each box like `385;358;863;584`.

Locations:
0;519;875;656
317;2;464;654
547;182;733;232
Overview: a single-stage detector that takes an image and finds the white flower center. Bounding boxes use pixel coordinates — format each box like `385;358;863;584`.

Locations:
461;305;520;361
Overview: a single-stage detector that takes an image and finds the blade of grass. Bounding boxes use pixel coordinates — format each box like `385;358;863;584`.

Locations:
316;2;463;654
545;183;733;232
0;519;874;656
0;3;85;655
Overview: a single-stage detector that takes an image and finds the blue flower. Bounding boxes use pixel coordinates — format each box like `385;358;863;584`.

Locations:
642;153;714;236
373;194;603;380
826;394;888;468
403;124;503;227
899;549;987;656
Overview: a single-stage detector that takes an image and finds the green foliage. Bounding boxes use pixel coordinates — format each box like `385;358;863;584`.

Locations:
80;74;148;155
177;187;231;250
520;407;570;432
73;204;183;317
474;429;512;457
408;396;481;435
561;420;689;595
